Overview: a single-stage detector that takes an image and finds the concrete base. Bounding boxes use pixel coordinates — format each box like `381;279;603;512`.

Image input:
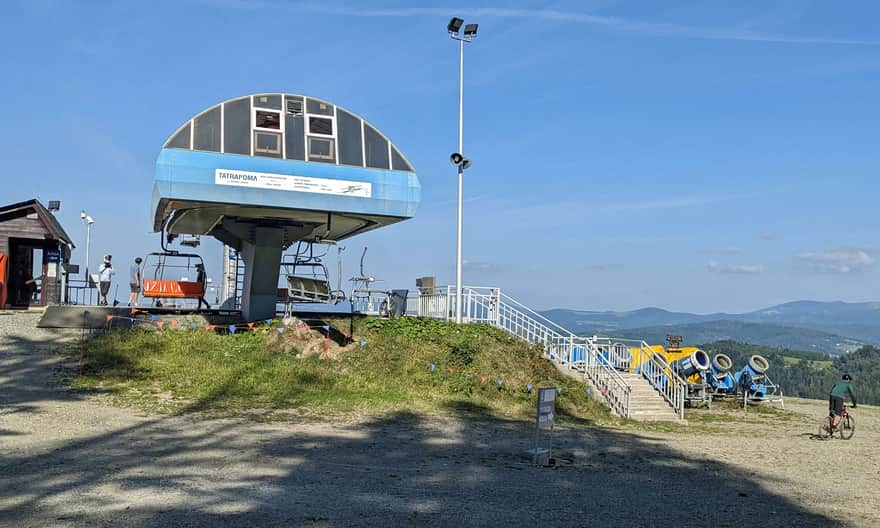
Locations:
38;305;243;329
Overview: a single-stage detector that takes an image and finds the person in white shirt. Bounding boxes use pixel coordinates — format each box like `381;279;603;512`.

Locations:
98;255;115;306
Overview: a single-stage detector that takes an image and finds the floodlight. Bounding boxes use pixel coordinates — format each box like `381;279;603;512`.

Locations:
463;24;478;36
48;200;61;212
86;215;94;224
447;17;464;34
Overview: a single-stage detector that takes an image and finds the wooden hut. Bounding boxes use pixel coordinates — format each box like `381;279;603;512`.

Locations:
0;199;74;308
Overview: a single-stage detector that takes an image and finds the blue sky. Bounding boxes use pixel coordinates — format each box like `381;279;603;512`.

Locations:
2;0;878;313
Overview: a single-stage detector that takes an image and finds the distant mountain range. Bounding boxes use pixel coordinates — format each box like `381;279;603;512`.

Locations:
540;301;880;355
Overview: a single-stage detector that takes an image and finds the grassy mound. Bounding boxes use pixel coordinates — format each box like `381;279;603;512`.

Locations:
71;317;610;423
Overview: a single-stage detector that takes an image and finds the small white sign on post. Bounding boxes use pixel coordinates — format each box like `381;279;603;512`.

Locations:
537;387;556;431
531;387;557;465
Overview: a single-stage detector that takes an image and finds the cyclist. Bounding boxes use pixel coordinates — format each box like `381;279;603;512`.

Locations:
829;373;857;429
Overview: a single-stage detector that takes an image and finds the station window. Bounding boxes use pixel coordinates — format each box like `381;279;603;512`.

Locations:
286;97;304;116
166;122;191;149
193;105;221;152
364;123;389;169
306;98;334;116
337;109;363;166
391;145;413;172
254;131;282;157
308;116;333;136
253;94;282;110
255;110;281;130
223;97;250;155
308;136;335;163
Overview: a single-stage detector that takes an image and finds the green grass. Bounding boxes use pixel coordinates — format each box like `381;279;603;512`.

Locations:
70;317;612;424
781;355;833;369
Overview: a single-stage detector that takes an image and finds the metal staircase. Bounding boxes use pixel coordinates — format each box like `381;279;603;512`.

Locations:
417;286;685;421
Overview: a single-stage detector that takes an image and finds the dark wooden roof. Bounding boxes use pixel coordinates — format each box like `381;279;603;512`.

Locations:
0;199;75;247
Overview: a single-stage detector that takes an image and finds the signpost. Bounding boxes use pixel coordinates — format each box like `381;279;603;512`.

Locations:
531;387;557;465
666;334;683;348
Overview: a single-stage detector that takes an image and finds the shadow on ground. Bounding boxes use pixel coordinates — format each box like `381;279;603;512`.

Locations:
0;320;840;527
1;408;838;526
0;330;87;415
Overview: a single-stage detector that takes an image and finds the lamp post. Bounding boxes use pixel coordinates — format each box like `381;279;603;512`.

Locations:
448;17;478;324
80;210;94;283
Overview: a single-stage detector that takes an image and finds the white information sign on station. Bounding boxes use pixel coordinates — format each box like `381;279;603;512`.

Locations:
215;169;372;198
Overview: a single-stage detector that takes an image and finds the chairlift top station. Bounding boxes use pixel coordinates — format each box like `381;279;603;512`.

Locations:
152;93;421;320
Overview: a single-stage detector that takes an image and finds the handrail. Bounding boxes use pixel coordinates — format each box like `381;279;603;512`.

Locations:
496;290;580;337
637;341;686;419
584;339;632;417
450;286;635;418
416;285;687;420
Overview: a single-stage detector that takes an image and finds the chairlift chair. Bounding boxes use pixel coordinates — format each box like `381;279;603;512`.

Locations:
349;247;398;317
282;241;345;305
141;251;206;306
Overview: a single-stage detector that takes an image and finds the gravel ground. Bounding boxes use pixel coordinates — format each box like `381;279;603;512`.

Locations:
1;311;877;527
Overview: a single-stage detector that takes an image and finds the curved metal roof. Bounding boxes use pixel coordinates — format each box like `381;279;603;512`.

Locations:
162;93;414;173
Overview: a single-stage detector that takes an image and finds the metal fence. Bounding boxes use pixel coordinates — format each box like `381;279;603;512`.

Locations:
64;279;98;306
415;285;671;419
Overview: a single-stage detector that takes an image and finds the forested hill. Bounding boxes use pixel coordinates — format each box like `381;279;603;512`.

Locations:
542;300;880;354
701;341;880;405
623;321;863;355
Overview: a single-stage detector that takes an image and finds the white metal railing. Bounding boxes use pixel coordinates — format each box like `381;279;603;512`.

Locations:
590;337;686;419
417;286;636;418
637;342;686;419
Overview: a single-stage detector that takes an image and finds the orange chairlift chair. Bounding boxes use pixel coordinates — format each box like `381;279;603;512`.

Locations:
141;251;205;305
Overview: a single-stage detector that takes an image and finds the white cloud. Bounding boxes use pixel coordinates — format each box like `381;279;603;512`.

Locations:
799;249;875;273
708;261;762;274
462;259;499;272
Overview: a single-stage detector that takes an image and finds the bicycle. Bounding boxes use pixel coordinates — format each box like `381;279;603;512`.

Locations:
818;402;855;440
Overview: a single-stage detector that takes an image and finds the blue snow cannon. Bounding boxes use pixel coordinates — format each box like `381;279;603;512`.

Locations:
707;353;737;394
669;349;710;378
733;355;770;398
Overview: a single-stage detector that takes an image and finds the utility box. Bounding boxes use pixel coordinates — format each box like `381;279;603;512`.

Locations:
415;276;436;294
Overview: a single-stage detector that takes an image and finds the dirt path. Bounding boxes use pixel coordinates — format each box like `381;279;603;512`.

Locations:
1;311;877;527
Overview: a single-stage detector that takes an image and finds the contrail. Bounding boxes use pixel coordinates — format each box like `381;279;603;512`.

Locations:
284;4;880;46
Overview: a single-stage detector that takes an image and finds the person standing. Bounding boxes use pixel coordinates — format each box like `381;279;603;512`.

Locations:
128;257;142;307
195;263;210;310
98;255;114;306
23;272;39;305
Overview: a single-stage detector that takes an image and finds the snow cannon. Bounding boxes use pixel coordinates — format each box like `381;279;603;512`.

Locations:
734;355;770;398
669;349;710;378
707;353;736;394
